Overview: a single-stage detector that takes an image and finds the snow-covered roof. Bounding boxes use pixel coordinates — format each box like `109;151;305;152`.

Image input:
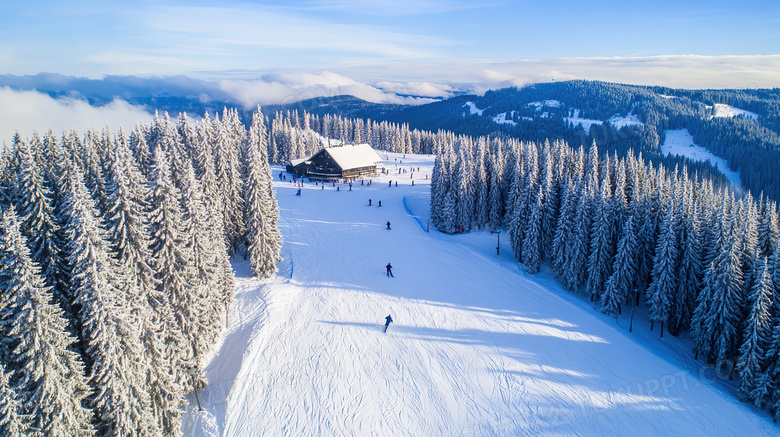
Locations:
289;158;307;166
322;144;382;170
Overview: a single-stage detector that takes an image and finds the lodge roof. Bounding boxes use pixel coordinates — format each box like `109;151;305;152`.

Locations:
320;144;382;170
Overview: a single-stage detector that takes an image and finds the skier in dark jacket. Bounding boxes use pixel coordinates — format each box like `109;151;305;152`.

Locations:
386;221;391;230
386;263;394;277
384;315;393;333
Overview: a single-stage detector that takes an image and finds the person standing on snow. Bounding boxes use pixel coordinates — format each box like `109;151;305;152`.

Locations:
386;263;394;277
384;314;393;333
386;221;391;230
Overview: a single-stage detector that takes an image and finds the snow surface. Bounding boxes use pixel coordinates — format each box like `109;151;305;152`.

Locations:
182;152;773;436
606;112;643;128
661;129;742;189
565;109;603;132
464;102;484;116
492;112;517;126
711;103;759;120
565;109;643;132
527;100;563;108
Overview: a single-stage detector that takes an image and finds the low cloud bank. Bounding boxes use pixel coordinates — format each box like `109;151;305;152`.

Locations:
0;87;154;147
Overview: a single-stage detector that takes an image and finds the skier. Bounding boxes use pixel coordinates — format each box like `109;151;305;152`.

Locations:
369;199;372;206
378;200;382;207
296;188;301;197
386;263;394;277
384;314;393;333
386;221;391;230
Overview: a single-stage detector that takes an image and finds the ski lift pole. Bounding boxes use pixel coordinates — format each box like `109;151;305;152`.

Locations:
629;289;636;332
187;365;203;411
491;230;500;256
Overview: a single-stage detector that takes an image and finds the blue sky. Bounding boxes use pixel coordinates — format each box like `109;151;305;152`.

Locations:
1;0;779;100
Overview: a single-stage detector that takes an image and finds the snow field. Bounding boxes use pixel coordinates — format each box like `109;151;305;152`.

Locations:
711;103;759;120
661;128;742;189
184;152;774;436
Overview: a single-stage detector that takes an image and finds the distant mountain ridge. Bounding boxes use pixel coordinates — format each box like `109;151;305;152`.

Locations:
3;74;779;199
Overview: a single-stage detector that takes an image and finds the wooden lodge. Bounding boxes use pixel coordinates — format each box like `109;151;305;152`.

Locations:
286;144;382;181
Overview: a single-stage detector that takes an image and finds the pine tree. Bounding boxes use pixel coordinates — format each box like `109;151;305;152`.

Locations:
671;202;703;335
521;187;544;273
245;107;282;278
487;142;505;232
61;167;161;436
601;215;638;316
455;144;475;232
647;205;678;336
0;207;94;436
691;217;744;366
736;257;774;407
13;136;65;305
586;173;614;301
473;138;490;229
0;364;26;436
562;180;592;291
104;131;173;435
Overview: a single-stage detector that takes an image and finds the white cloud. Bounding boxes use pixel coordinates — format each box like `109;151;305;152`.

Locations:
218;71;436;108
0;87;153;147
374;81;456;98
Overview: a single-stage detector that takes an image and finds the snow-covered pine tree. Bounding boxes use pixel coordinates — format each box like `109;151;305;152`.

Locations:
473;138;490;229
586;169;614;301
61;165;162;436
454;143;475;232
245;107;282;278
540;140;560;258
521;186;544;273
736;257;774;407
551;177;578;278
757;199;778;258
505;154;526;259
13;136;65;305
487;140;505;232
147;146;191;434
691;215;745;367
0;207;94;436
214;112;247;256
129;123;152;180
647;204;679;336
671;198;703;336
562;178;592;291
104;129;177;436
180;161;225;364
601;214;638;316
0;363;26;436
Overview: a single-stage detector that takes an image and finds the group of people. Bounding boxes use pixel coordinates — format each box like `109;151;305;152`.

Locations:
283;169;397;334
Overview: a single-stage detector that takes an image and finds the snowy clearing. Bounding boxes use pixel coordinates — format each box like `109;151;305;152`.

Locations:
464;102;484;116
565;109;603;132
526;100;563;108
493;112;517;126
661;129;742;188
183;152;772;436
711;103;759;120
606;112;643;128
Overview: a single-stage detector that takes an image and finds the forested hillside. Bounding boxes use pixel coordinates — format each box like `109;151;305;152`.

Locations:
274;81;780;201
0;108;281;435
427;133;780;418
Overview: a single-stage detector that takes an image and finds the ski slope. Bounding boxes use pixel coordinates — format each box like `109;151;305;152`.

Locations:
183;152;775;436
661;128;742;189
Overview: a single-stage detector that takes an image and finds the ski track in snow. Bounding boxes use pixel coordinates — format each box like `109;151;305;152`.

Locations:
183;152;775;436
